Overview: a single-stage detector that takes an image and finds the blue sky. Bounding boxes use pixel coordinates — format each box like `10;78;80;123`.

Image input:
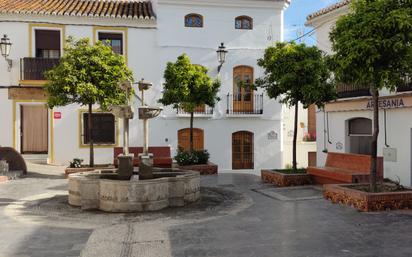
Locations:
284;0;341;44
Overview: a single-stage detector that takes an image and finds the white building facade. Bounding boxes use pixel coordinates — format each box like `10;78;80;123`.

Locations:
0;0;297;172
306;0;412;186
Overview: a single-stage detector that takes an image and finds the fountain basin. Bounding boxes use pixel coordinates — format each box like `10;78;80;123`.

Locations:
68;169;200;212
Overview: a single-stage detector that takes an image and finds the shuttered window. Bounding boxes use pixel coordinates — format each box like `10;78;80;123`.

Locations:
35;30;61;58
83;113;116;145
98;32;123;55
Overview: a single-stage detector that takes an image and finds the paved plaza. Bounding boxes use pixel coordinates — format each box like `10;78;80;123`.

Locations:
0;163;411;257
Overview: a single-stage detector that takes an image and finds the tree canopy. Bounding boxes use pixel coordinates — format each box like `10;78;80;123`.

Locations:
44;37;134;109
256;42;335;108
329;0;412;91
159;54;221;112
329;0;412;191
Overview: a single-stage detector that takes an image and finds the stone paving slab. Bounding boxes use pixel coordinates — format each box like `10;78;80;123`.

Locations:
0;165;411;257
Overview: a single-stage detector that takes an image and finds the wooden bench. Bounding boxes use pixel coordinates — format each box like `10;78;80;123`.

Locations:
113;147;173;168
307;152;383;184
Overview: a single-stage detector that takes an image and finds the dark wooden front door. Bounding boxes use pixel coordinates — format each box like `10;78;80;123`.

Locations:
178;128;204;151
232;131;254;169
21;105;48;154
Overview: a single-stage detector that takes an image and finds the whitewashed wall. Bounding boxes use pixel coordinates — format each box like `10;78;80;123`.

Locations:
0;0;289;171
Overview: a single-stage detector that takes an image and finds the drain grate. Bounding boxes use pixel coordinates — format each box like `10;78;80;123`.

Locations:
252;186;323;201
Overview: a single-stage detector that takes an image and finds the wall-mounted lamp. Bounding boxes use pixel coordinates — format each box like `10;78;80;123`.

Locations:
0;35;12;72
216;42;228;73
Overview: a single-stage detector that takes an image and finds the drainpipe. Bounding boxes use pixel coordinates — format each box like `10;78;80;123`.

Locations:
384;109;390;147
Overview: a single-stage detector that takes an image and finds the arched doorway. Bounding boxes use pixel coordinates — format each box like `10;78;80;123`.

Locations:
178;128;204;151
347;118;372;155
232;131;254;169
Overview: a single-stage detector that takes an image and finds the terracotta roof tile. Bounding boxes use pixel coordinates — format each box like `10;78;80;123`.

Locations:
0;0;156;20
306;0;350;22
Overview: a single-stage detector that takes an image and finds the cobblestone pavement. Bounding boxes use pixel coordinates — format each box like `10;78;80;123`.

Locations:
0;164;411;257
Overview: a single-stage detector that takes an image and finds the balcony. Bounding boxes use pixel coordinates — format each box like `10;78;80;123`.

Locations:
336;84;371;99
20;57;60;82
397;76;412;92
226;93;263;115
176;105;214;116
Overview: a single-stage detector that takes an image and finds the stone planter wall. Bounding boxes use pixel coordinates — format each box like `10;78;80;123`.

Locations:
177;162;218;175
324;184;412;212
261;169;312;187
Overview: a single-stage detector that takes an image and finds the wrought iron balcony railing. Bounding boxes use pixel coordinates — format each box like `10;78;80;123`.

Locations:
20;57;60;81
397;76;412;92
336;84;371;99
226;93;263;115
176;105;214;115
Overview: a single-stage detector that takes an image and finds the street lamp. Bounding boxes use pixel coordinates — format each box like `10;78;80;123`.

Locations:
0;34;12;71
216;42;228;73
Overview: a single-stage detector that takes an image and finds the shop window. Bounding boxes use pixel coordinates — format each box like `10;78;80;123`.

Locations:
82;113;116;145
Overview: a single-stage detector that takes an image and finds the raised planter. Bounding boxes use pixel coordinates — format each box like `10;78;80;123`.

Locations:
261;169;312;187
176;162;218;175
324;183;412;212
65;165;115;178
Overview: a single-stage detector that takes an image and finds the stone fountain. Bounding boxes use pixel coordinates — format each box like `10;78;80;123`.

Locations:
67;80;200;212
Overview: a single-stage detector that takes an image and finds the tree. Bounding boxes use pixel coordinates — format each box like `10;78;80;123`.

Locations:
159;54;220;152
44;37;133;167
256;42;336;171
329;0;412;192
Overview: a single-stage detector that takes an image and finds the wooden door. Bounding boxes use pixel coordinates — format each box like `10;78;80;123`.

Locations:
21;105;48;154
178;128;204;151
232;131;254;169
233;66;254;113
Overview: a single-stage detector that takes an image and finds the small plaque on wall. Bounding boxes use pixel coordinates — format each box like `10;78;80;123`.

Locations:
383;148;397;162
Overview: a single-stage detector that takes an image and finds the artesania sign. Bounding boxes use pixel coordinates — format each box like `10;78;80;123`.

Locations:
366;98;405;109
325;95;412;112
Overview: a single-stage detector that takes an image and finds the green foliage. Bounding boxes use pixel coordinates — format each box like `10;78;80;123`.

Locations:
175;148;210;166
69;158;83;168
329;0;412;91
159;54;221;112
44;37;134;109
256;42;336;108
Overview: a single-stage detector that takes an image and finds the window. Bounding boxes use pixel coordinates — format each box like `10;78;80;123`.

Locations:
185;14;203;28
82;113;116;145
235;16;253;30
35;30;61;58
98;32;123;55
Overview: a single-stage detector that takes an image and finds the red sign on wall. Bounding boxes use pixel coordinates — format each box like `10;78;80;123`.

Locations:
54;112;62;119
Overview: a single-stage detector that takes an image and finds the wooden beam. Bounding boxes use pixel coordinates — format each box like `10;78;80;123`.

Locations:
8;87;48;100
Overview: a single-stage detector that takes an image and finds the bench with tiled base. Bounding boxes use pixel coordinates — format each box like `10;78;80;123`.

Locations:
307;152;383;184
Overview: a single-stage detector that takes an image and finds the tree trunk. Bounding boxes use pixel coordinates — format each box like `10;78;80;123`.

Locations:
88;103;94;167
292;102;299;171
370;88;379;192
189;111;194;153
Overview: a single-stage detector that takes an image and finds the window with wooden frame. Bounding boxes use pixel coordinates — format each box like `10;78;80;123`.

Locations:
98;32;123;55
235;16;253;30
185;13;203;28
35;29;61;58
82;113;116;145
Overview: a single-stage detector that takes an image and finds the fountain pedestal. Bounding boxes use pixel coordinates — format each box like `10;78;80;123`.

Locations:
117;154;134;180
139;154;154;180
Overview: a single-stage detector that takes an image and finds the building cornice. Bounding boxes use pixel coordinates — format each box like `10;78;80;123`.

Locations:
158;0;290;9
305;0;350;26
0;14;157;29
